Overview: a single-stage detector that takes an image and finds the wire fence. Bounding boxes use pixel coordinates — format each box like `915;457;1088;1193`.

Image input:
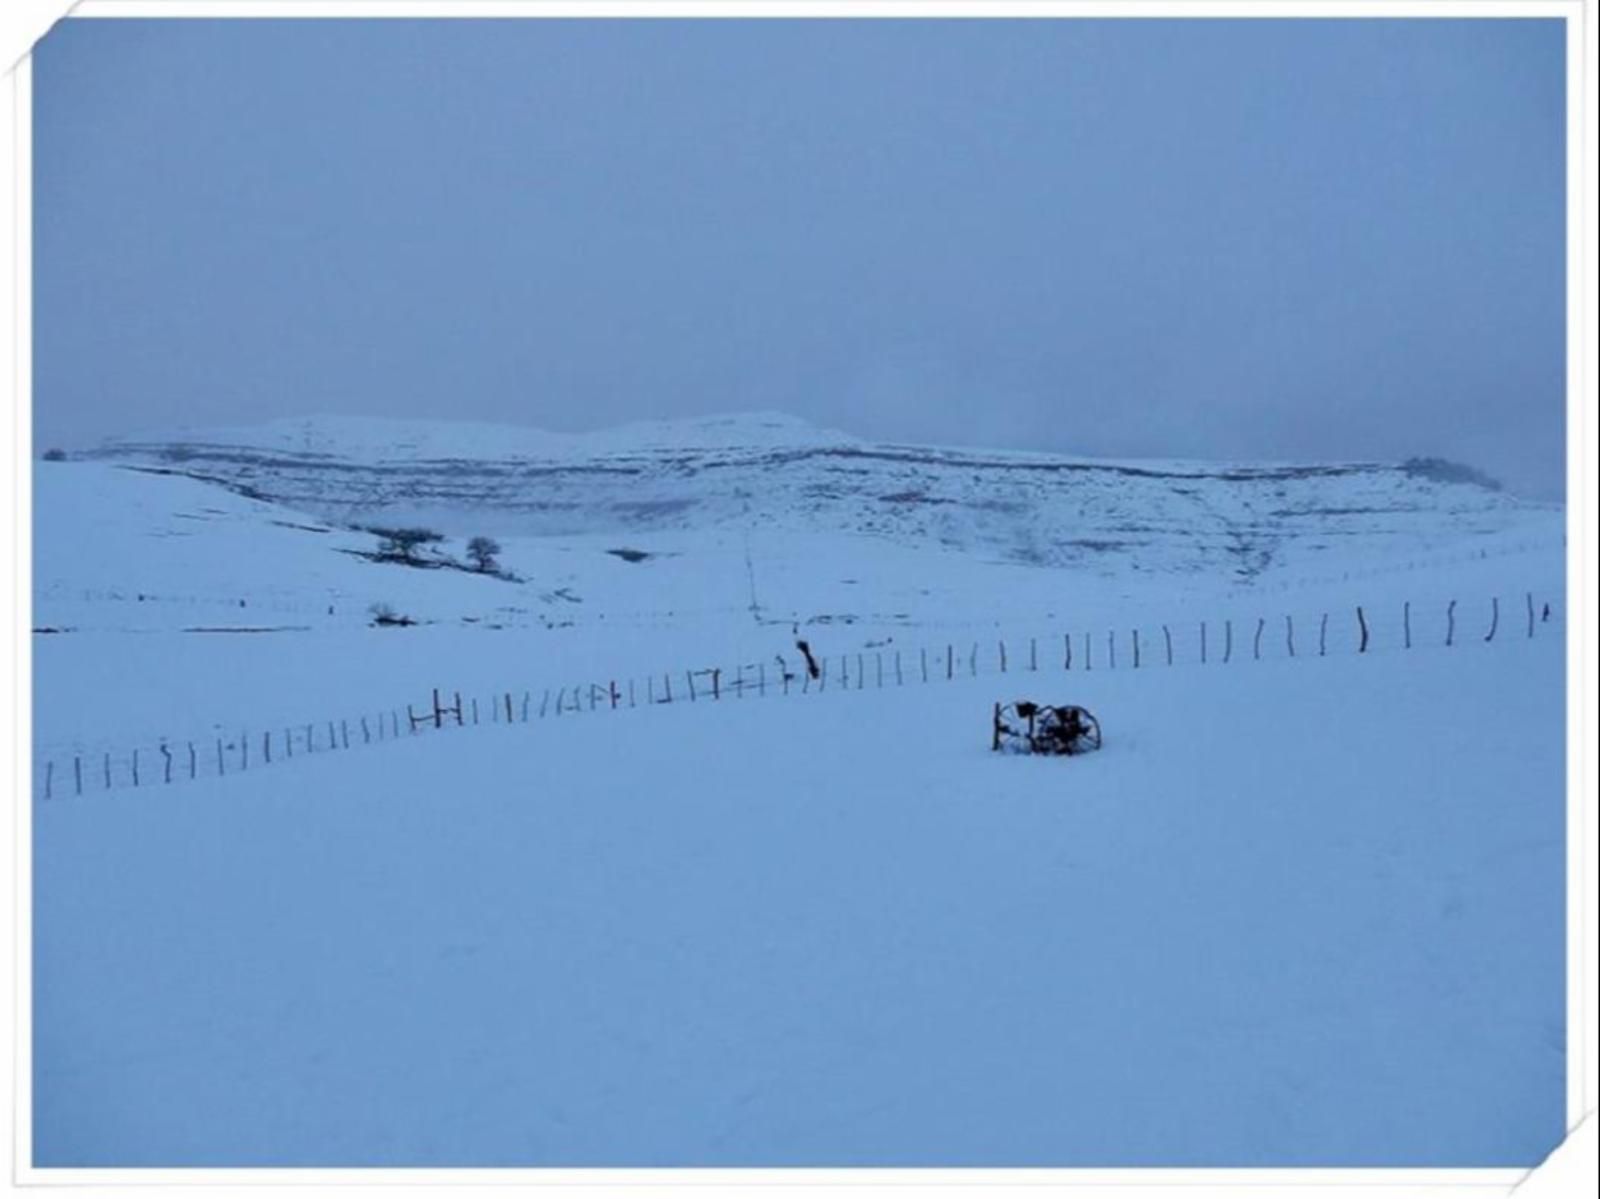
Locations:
34;588;1560;802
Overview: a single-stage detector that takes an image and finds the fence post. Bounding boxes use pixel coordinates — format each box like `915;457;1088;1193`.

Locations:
361;716;371;744
1319;613;1328;657
306;723;315;750
74;756;82;796
1446;600;1456;646
1485;597;1499;642
217;739;226;776
921;648;929;682
132;749;139;787
104;753;111;789
263;731;271;763
1404;601;1411;649
969;645;978;676
242;731;249;770
876;653;883;688
523;692;531;721
1163;625;1173;666
1085;632;1093;671
1030;638;1037;671
999;641;1007;673
687;672;697;702
433;688;443;730
1064;632;1072;670
1108;630;1116;670
1526;592;1535;638
45;761;53;800
161;743;173;784
329;720;338;747
1285;615;1295;657
895;652;903;685
1357;606;1369;653
1225;620;1235;664
455;693;464;726
947;645;954;680
1132;629;1140;668
713;669;722;700
1199;622;1207;665
1253;618;1264;661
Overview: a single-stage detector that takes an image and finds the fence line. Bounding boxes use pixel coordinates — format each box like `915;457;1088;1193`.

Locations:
35;590;1559;802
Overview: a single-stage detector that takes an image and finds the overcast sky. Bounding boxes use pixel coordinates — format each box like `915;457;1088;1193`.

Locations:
33;17;1566;497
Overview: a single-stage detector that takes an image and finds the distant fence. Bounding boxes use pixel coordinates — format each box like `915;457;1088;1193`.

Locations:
34;589;1560;802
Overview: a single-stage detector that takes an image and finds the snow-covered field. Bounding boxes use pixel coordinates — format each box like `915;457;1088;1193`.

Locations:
29;419;1568;1166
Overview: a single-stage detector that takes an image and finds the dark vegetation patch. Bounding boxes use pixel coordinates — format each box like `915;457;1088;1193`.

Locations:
606;548;652;563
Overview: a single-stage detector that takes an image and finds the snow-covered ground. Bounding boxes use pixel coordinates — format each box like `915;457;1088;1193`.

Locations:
29;418;1568;1166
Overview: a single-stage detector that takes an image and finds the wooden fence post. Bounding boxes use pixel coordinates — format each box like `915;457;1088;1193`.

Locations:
895;652;903;685
687;672;697;702
216;739;226;776
433;688;443;730
1108;630;1116;670
1253;618;1264;661
132;749;139;787
947;645;954;680
1357;606;1369;653
1199;622;1206;665
876;653;883;688
1526;592;1535;638
1064;632;1072;670
1163;625;1173;666
1132;629;1141;668
74;756;82;796
161;743;173;784
999;641;1007;673
263;731;271;763
921;647;928;682
1285;615;1295;657
1085;632;1093;671
455;693;464;726
969;645;978;676
44;761;53;800
241;732;249;770
857;655;865;690
1446;600;1456;646
1485;597;1499;642
103;753;111;789
361;716;371;744
1403;601;1411;649
1319;613;1328;657
1030;638;1037;671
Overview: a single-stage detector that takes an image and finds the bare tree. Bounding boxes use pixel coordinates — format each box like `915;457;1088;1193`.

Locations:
466;535;502;574
372;527;443;564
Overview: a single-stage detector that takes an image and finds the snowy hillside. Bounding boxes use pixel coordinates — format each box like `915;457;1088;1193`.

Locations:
30;415;1568;1168
76;412;1559;580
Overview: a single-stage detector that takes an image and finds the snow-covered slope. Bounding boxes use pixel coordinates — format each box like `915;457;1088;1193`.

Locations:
77;413;1558;581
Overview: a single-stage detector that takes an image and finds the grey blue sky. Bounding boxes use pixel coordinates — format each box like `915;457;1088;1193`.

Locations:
33;17;1566;496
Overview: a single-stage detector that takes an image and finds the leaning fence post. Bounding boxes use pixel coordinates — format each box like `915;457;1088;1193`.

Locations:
969;644;978;676
1225;620;1234;664
687;672;697;702
361;716;371;744
1357;606;1369;653
1485;597;1499;642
